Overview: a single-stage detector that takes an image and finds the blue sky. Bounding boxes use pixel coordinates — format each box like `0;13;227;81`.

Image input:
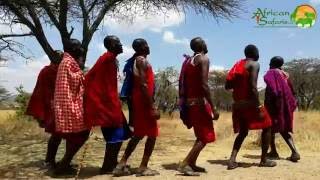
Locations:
0;0;320;93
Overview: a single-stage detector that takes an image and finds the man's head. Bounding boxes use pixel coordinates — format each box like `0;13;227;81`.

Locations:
269;56;284;69
64;39;83;59
132;38;150;56
104;35;123;55
51;50;63;64
244;44;259;61
190;37;208;54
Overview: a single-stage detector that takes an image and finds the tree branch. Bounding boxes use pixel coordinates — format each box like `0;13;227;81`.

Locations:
0;32;33;38
39;0;60;29
59;0;70;42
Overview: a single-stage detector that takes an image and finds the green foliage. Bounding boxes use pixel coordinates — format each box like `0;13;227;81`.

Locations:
283;58;320;110
14;85;31;119
154;67;179;114
0;85;11;104
208;70;233;111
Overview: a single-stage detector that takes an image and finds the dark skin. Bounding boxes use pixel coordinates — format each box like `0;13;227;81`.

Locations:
99;36;126;174
36;50;63;168
54;40;90;176
179;39;219;174
116;40;159;174
267;65;300;162
226;47;276;169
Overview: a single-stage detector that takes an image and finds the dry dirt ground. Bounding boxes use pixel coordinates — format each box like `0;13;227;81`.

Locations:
0;111;319;180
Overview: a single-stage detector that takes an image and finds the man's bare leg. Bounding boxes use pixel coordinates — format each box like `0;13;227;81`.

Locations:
260;128;277;167
267;132;280;159
188;140;206;172
136;137;159;176
228;128;248;170
280;132;300;162
100;142;122;174
45;135;62;167
113;136;142;176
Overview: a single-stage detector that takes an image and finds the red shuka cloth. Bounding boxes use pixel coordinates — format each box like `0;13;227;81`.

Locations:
182;57;215;143
227;59;272;133
84;51;125;128
131;57;159;137
26;64;58;133
54;53;88;133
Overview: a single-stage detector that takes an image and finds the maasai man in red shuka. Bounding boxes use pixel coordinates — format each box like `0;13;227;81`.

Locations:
264;56;300;162
225;45;276;170
26;50;63;168
113;39;160;177
84;35;130;174
177;37;219;176
53;39;90;176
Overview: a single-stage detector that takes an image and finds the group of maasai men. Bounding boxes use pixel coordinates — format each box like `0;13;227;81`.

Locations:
26;36;299;177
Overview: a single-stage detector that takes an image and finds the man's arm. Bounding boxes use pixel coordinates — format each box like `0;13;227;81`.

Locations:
198;55;218;118
247;61;261;107
225;80;233;90
135;56;154;108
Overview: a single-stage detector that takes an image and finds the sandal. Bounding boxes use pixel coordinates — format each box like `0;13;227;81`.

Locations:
112;164;131;177
259;159;277;167
178;165;200;176
53;165;77;178
227;161;238;170
136;168;160;177
266;152;280;160
190;165;207;173
286;153;300;162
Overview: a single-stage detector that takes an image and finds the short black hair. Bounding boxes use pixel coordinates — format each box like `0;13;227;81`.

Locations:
244;44;259;59
190;37;204;52
104;35;119;50
132;38;147;52
64;39;81;52
270;56;284;68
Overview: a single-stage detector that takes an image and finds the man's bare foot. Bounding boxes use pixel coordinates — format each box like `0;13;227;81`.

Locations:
287;152;300;162
227;160;238;170
259;159;277;167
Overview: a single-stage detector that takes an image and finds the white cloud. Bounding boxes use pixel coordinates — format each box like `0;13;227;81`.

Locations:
162;31;188;46
103;6;184;34
310;0;320;6
0;55;50;93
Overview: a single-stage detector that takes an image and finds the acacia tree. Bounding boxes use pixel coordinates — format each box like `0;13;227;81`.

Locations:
0;0;243;63
283;58;320;110
208;70;232;111
154;66;179;114
0;85;11;104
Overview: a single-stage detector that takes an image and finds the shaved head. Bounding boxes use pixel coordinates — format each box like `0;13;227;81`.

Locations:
190;37;208;54
270;56;284;69
132;38;150;55
244;44;259;61
104;35;123;55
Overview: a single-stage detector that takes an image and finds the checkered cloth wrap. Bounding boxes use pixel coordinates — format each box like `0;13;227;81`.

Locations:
54;52;87;133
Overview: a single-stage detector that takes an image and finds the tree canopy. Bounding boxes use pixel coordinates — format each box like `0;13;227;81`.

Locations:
0;0;243;63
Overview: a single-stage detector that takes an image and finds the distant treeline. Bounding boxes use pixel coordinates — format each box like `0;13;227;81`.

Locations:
0;58;319;115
